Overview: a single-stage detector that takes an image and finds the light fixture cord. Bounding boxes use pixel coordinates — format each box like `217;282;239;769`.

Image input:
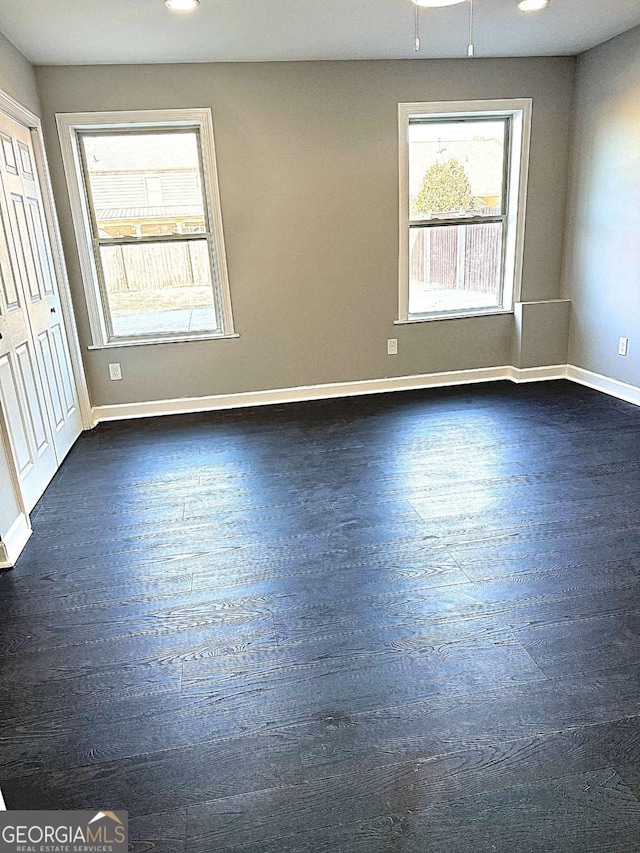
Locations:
414;3;420;52
468;0;474;57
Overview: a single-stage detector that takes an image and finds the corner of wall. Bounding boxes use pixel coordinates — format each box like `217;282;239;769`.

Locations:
560;24;640;387
0;512;32;569
512;299;571;369
0;29;40;116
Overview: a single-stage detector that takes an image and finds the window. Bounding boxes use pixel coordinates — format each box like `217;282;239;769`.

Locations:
56;109;235;347
398;99;531;322
144;176;163;206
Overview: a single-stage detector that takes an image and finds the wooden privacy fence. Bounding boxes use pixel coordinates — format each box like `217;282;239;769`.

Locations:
101;241;210;292
410;222;501;293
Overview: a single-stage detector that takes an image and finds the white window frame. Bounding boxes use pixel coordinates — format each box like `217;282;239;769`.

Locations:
56;108;236;348
397;98;532;323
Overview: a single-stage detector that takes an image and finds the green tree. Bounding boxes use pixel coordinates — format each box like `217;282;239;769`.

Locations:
413;157;478;216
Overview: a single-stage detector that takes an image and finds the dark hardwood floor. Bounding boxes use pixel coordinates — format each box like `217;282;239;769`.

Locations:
2;379;640;851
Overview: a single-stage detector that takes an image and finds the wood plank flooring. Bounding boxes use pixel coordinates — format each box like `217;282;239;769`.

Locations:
2;379;640;851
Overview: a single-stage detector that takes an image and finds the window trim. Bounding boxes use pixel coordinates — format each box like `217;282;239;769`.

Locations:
56;108;236;348
397;99;532;323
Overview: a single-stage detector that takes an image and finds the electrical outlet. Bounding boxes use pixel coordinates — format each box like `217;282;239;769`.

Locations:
387;338;398;356
109;363;122;380
618;337;629;357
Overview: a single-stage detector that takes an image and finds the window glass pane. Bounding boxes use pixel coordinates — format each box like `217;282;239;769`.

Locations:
409;222;503;316
81;131;207;238
100;239;217;338
409;119;506;220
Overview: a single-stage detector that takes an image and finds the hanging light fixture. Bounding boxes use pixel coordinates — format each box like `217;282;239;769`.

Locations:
517;0;550;10
412;0;548;58
165;0;200;11
412;0;475;58
413;0;466;5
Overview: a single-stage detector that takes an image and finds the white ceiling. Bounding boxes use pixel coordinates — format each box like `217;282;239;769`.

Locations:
1;0;639;65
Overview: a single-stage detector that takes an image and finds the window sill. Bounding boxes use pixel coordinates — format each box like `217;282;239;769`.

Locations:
88;333;240;350
395;309;513;324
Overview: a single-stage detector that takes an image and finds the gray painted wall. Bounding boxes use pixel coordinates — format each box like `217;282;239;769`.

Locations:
35;57;575;406
0;30;39;115
563;25;640;383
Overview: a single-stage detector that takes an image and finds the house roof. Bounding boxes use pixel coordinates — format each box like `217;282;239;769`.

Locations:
96;206;203;221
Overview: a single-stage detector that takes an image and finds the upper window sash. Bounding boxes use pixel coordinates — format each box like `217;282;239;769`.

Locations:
77;126;212;245
408;115;511;225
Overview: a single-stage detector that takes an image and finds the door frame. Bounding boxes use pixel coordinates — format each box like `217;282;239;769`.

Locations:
0;86;91;430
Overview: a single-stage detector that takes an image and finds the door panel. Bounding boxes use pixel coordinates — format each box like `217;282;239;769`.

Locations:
17;142;33;179
38;329;65;428
50;322;75;417
0;352;34;476
15;340;49;456
11;192;42;302
0;351;44;512
0;258;18;308
27;197;55;295
0;134;17;174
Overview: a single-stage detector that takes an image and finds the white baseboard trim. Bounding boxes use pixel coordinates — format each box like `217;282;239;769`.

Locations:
509;365;567;383
0;512;32;569
89;363;639;426
91;366;513;424
566;365;640;408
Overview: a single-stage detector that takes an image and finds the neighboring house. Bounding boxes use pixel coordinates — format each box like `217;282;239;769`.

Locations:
410;138;504;209
92;172;204;237
86;133;205;237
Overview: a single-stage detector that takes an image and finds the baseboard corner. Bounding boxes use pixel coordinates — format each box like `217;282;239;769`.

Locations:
509;365;568;383
0;512;32;568
566;365;640;407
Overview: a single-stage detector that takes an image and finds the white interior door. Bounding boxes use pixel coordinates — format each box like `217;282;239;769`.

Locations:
0;112;82;511
0;139;56;511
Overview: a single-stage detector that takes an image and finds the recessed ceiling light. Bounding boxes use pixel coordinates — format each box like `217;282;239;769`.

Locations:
413;0;466;6
516;0;550;11
165;0;200;11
